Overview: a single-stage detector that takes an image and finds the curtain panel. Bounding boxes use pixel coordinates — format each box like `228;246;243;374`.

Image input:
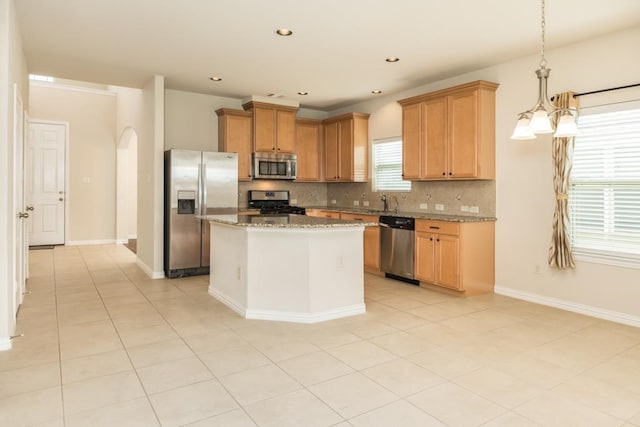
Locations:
548;92;578;269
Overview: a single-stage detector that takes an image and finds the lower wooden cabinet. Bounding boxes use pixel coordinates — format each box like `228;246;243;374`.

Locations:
415;219;494;294
339;213;380;272
305;209;341;219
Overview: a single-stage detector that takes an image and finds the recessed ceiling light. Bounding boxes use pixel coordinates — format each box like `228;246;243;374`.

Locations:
371;90;383;94
275;28;293;36
385;57;400;63
297;92;308;96
209;77;222;81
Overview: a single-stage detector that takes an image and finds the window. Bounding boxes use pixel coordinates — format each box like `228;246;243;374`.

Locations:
372;137;411;192
569;102;640;267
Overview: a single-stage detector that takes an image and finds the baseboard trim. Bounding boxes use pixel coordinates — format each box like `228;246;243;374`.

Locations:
67;239;116;246
208;287;247;318
127;234;137;240
245;304;366;324
115;239;128;244
494;285;640;328
135;258;165;279
0;337;12;351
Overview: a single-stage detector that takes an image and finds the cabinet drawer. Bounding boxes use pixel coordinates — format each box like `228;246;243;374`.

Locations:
416;220;460;236
340;213;379;223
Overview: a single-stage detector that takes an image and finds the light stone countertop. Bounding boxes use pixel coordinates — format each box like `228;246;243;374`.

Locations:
202;213;377;228
304;207;496;222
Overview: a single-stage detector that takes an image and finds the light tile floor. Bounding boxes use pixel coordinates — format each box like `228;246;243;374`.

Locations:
2;244;640;426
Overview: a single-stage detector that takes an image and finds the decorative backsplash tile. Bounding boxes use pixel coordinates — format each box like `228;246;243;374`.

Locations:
238;179;495;218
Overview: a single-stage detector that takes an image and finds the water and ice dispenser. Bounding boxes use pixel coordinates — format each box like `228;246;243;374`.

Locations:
177;190;196;214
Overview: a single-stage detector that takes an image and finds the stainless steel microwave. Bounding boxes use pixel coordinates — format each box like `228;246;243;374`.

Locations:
252;152;297;180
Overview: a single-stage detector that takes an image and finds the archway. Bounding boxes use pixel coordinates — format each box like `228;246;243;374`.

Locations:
116;127;138;248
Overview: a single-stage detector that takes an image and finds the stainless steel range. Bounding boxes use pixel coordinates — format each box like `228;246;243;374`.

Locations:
248;190;306;215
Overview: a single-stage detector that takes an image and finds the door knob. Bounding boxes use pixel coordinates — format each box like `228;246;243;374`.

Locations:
26;206;34;211
18;212;29;219
59;198;64;202
59;191;64;195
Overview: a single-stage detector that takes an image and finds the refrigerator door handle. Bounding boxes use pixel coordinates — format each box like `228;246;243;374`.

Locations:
200;162;207;216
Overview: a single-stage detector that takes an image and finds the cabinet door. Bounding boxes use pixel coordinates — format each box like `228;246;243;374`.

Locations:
436;234;461;289
402;103;423;179
254;107;276;152
338;119;353;181
221;114;252;181
415;232;436;283
295;120;322;181
364;225;380;270
276;110;296;153
424;97;448;179
324;122;339;181
449;90;478;178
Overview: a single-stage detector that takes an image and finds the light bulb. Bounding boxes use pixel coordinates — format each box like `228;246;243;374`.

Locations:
553;111;579;138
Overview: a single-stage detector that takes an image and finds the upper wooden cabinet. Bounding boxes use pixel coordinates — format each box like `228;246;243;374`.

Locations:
295;118;323;182
323;112;370;182
398;80;498;180
216;108;253;181
243;101;298;153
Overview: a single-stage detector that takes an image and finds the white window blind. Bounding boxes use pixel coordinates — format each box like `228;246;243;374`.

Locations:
569;105;640;262
372;138;411;192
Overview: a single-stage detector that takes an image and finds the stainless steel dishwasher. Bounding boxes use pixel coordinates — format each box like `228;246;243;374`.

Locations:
379;215;419;285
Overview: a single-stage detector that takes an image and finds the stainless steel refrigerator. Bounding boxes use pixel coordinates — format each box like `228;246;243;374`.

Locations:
164;149;238;278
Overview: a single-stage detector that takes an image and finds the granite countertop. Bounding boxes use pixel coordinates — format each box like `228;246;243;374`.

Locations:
202;213;377;228
304;207;496;222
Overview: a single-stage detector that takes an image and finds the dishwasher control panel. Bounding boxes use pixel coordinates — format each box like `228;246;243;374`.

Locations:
379;215;415;230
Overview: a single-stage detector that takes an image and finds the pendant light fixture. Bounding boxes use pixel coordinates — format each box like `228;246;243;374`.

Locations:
511;0;579;140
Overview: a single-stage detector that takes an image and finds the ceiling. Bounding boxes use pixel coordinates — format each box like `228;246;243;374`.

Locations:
15;0;640;111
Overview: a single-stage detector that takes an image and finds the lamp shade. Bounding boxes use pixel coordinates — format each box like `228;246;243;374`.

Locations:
530;109;553;134
553;111;579;138
511;116;536;140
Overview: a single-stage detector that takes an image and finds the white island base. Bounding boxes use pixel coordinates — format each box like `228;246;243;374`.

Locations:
208;221;366;323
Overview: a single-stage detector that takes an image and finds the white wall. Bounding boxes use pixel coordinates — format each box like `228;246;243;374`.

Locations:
164;89;241;151
136;75;165;278
0;0;29;349
29;85;118;244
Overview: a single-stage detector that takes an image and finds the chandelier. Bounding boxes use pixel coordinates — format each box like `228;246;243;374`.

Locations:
511;0;579;140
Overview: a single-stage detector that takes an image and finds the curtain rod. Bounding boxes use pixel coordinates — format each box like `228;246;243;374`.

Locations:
551;82;640;101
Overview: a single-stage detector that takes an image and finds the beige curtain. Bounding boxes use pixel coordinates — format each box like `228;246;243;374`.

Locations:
548;92;578;269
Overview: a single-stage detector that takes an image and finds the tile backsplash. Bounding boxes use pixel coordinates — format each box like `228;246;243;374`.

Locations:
239;179;495;218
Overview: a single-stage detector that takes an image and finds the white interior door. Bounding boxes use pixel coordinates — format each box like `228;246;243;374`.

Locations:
23;112;31;281
28;122;66;246
13;85;26;311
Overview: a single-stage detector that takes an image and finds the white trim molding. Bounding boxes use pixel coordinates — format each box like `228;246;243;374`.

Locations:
0;337;12;351
66;239;117;246
495;285;640;328
136;258;165;279
245;304;366;324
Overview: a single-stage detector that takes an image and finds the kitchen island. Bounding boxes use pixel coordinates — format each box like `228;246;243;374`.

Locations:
203;214;376;323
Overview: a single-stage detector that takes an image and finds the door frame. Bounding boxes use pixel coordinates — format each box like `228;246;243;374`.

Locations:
13;84;25;311
28;119;70;246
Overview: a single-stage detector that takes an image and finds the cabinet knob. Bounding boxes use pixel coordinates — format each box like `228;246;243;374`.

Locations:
449;172;452;176
442;172;446;176
436;238;440;242
429;237;433;241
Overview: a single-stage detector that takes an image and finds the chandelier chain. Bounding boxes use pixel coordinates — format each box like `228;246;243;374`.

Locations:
540;0;547;68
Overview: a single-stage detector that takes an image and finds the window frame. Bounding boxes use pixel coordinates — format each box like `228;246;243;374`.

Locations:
371;137;411;193
569;99;640;269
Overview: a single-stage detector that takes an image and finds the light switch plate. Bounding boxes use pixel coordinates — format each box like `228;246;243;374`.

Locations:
353;200;360;206
331;199;337;204
419;203;428;209
363;201;369;207
470;206;480;213
460;205;470;212
290;199;297;205
435;204;444;211
82;176;91;184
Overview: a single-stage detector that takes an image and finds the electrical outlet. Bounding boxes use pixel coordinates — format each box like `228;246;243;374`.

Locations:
236;267;242;280
470;206;479;213
363;201;370;207
331;199;337;204
353;200;360;206
419;203;428;210
82;176;91;184
336;256;344;269
290;198;297;205
460;205;470;212
435;204;444;211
